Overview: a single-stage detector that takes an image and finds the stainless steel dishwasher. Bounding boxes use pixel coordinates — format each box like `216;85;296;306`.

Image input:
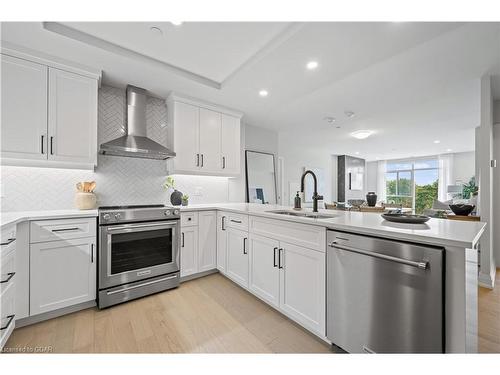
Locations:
326;230;444;353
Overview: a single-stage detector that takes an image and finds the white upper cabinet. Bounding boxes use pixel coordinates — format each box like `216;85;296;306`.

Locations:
1;55;48;160
221;114;241;174
199;108;222;172
48;68;98;164
173;101;200;173
1;47;100;170
167;94;242;176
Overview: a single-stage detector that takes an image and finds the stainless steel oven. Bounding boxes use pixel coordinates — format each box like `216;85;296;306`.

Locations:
98;205;180;308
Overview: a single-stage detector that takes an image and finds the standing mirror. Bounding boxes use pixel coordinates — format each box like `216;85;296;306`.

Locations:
245;150;277;204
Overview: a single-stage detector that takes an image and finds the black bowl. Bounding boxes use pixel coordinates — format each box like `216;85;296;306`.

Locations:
449;204;475;216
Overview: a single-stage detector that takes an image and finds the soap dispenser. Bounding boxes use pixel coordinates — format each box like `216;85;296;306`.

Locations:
294;191;302;210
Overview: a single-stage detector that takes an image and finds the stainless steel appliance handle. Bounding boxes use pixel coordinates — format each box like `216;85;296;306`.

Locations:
329;242;429;270
0;272;15;284
1;238;16;246
0;315;15;330
52;227;79;232
106;275;178;296
273;247;278;267
107;222;177;232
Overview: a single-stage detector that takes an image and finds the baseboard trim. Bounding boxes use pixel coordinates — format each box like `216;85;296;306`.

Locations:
15;300;96;328
180;269;218;283
478;268;496;289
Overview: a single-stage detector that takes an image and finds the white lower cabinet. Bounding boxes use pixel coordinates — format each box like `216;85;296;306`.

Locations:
180;210;217;278
1;224;17;350
216;212;227;274
226;227;249;288
30;237;96;315
279;242;326;335
248;234;280;308
180;226;198;277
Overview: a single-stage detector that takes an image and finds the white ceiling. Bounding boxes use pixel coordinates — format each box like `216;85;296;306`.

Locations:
1;22;499;160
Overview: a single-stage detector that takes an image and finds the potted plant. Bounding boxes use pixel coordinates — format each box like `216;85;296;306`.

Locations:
162;176;183;206
181;194;189;206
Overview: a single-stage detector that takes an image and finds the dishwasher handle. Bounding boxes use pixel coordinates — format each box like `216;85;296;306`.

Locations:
328;241;429;270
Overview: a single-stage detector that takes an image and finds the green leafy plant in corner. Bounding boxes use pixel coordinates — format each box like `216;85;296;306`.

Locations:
162;176;175;190
462;176;478;200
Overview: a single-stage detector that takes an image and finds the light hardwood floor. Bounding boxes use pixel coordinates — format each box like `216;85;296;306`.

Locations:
5;273;331;353
5;271;500;353
478;269;500;353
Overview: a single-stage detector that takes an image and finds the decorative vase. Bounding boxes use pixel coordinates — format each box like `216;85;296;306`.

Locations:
75;192;97;210
366;192;377;207
181;200;188;206
170;189;183;206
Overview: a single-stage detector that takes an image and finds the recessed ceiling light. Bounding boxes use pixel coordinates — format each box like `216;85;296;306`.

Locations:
259;90;268;97
355;151;360;155
345;110;355;118
150;26;163;36
350;130;374;139
433;140;441;144
306;61;318;70
446;148;452;152
171;21;183;26
323;116;335;123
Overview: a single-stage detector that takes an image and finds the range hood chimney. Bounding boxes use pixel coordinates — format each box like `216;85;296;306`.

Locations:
99;85;176;160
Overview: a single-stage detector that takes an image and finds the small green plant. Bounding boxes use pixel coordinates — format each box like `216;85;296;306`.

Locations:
462;177;478;199
182;194;189;201
162;176;175;190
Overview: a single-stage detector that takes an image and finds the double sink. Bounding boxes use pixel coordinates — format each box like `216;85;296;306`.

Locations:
266;210;338;220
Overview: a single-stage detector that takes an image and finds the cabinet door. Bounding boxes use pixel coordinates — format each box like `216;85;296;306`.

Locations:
279;242;326;335
226;228;249;289
216;212;227;274
48;68;97;164
221;113;241;174
30;238;96;315
180;226;198;277
173;101;200;172
198;211;217;272
199;108;221;173
1;54;48;160
249;234;280;308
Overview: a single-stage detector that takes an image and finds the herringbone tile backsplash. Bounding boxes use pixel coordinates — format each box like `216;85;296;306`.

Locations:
1;85;229;212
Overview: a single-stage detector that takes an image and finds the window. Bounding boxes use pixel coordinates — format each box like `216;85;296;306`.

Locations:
385;158;439;214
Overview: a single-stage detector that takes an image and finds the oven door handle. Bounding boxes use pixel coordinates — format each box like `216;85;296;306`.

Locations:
106;222;177;232
106;275;178;295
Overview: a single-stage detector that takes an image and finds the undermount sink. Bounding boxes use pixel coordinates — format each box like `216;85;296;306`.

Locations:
266;210;338;219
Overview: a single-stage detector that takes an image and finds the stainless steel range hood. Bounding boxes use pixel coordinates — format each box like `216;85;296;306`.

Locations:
99;85;176;160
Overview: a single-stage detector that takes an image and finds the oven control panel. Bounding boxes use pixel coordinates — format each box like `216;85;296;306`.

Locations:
99;206;180;225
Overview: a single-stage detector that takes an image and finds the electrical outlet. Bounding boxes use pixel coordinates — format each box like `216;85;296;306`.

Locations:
194;187;203;196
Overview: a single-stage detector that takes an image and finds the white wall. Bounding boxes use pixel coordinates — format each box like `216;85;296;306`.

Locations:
278;131;334;206
493;100;500;269
366;161;379;194
453;151;476;184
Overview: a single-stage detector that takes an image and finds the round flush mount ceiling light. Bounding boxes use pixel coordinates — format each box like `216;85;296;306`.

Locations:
171;21;183;26
306;61;318;70
259;90;269;97
150;26;163;36
433;140;441;144
350;130;374;139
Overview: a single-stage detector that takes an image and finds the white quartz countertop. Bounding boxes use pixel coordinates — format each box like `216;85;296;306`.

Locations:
181;203;486;249
1;209;98;229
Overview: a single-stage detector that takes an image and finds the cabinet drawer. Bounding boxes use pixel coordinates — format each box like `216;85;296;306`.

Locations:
223;212;249;231
249;216;326;252
30;217;96;243
1;241;16;294
181;212;199;227
0;277;16;350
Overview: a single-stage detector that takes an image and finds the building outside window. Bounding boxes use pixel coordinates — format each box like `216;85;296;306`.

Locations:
385;159;439;214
